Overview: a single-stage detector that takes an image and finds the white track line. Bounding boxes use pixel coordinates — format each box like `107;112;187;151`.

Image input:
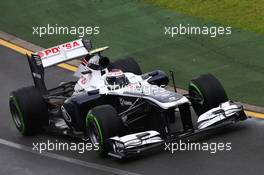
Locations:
0;138;141;175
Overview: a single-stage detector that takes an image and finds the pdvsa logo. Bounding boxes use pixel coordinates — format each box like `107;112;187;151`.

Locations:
37;41;80;58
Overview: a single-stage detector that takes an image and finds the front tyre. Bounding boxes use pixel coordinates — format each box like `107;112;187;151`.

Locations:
86;105;124;156
9;86;48;136
189;74;228;116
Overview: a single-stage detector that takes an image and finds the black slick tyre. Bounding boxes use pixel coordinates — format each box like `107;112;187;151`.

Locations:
109;57;142;75
9;86;48;136
189;74;228;116
86;105;124;156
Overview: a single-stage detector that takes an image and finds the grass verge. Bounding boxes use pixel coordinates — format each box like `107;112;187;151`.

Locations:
0;0;263;106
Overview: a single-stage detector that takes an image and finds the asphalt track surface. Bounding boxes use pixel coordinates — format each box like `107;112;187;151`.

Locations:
0;45;264;175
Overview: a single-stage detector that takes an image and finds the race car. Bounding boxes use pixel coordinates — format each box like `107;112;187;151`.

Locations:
9;38;247;159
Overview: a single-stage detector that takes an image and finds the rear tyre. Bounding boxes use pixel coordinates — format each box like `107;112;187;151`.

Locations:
109;57;142;75
86;105;124;156
189;74;228;116
9;86;48;136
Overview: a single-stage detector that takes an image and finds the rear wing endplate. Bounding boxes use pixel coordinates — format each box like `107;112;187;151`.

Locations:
28;38;92;94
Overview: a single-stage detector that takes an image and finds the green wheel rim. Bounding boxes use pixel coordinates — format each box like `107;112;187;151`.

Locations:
189;82;203;98
86;113;103;145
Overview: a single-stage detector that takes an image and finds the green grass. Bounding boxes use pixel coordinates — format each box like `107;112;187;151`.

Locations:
145;0;264;35
0;0;263;106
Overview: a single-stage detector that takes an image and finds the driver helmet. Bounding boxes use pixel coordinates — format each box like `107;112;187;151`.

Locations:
105;69;129;89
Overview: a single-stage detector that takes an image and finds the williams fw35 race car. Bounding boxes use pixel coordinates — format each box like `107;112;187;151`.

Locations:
9;39;247;159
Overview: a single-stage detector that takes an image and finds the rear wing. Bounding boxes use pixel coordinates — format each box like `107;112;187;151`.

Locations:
28;38;92;94
34;38;92;68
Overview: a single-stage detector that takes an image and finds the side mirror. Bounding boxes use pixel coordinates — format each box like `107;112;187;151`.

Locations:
81;70;92;75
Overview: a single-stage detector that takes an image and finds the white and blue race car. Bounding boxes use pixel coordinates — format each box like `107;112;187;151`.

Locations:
9;39;247;158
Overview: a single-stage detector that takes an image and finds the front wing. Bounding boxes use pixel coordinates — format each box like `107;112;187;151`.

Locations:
107;101;247;159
